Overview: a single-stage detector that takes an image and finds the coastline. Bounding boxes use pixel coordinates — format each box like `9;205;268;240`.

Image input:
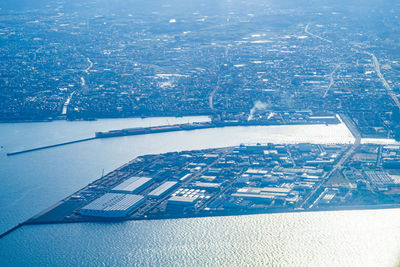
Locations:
2;204;398;239
0;111;213;124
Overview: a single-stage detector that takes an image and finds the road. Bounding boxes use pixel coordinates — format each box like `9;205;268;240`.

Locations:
299;114;360;209
84;57;93;74
364;51;400;110
287;146;297;167
61;91;76;115
305;22;338;99
323;64;340;98
304;23;332;43
209;86;219;110
376;145;383;167
332;114;361;170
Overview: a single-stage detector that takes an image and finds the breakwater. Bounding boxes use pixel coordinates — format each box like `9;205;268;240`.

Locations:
6;138;96;156
6;118;340;156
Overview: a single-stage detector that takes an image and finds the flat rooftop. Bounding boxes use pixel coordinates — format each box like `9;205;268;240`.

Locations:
168;195;199;205
194;182;221;188
80;193;145;213
148;181;178;197
111;176;153;194
237;187;291;194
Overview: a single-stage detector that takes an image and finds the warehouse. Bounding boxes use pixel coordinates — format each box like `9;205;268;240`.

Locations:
193;181;221;191
79;193;145;217
167;195;199;211
148;181;178;198
231;187;291;202
111;176;153;194
166;187;208;211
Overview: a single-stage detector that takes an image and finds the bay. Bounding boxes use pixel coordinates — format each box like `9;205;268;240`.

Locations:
1;117;399;266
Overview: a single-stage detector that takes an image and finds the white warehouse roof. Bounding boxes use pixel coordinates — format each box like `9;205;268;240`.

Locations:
111;176;153;194
80;193;145;217
168;195;198;205
148;181;178;198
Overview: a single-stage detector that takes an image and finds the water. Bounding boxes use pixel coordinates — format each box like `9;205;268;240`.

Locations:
2;210;400;266
1;117;399;266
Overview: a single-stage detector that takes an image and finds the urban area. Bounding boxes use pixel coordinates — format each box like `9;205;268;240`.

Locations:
0;1;400;139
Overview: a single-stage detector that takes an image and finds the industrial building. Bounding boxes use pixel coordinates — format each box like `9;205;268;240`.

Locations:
111;176;153;194
167;188;208;211
364;171;395;187
168;195;199;205
193;181;221;191
231;187;292;202
148;181;178;198
167;196;199;211
79;193;145;217
319;190;337;205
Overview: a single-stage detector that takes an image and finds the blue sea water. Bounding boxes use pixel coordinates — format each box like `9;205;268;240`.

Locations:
0;117;399;266
2;210;400;266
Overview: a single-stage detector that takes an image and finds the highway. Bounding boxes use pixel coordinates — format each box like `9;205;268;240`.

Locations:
304;23;332;43
305;22;339;100
299;113;360;209
61;91;76;115
84;57;93;74
323;64;340;98
209;86;219;110
376;145;383;167
364;51;400;110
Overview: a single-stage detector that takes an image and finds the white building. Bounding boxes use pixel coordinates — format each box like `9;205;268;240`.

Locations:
80;193;145;217
111;176;153;194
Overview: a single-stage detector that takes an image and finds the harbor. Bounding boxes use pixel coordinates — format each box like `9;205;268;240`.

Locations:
6;115;340;156
2;114;398;238
1;116;399;267
4;140;399;238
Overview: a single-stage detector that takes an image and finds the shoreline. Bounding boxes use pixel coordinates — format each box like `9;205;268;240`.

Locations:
2;204;399;239
26;203;400;225
0;112;213;124
0;115;393;141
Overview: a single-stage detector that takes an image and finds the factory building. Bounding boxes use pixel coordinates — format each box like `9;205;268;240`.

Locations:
166;188;208;211
319;192;336;205
79;193;145;217
167;196;199;211
111;176;153;194
364;171;395;187
193;181;221;191
168;195;199;206
231;187;292;203
148;181;178;198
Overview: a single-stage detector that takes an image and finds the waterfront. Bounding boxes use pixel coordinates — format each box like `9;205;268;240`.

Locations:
1;117;400;266
0;117;354;231
2;209;400;266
